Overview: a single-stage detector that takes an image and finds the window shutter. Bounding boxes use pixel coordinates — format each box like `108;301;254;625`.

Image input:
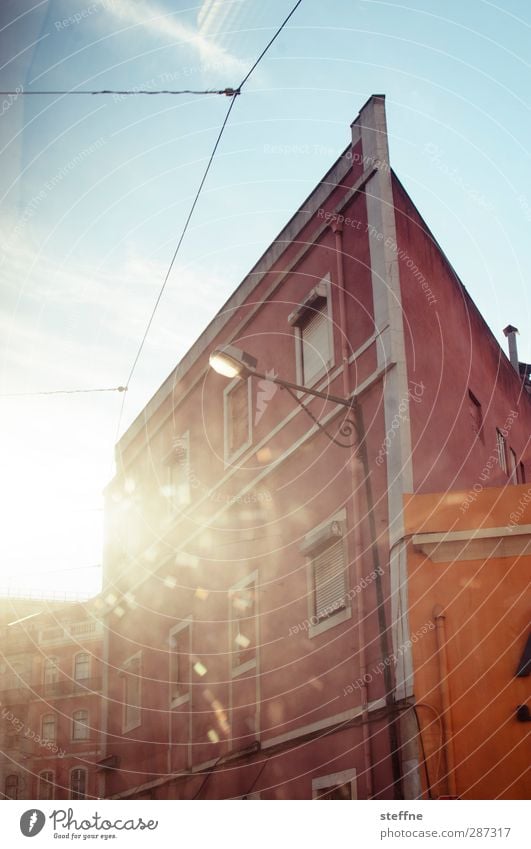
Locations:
313;540;346;619
302;309;330;385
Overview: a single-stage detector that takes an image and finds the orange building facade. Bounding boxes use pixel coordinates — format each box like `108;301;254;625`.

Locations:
405;485;530;799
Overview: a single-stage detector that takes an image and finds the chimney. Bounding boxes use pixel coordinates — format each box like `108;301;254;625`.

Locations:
503;325;519;372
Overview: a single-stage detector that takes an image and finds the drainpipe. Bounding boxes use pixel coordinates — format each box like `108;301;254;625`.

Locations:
332;218;404;799
433;605;458;798
331;219;373;798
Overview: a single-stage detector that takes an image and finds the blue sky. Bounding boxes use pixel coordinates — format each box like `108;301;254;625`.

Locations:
1;0;530;596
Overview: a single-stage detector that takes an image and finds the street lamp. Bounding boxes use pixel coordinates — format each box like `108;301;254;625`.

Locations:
209;345;356;410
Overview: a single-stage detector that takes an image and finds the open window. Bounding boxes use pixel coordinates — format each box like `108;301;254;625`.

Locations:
169;619;191;707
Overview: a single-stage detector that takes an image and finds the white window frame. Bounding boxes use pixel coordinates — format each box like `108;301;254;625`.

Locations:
73;651;90;683
72;709;90;741
38;770;55;800
304;509;351;639
312;767;357;799
43;656;59;694
69;767;88;800
229;571;258;678
41;712;57;743
169;618;192;709
292;274;334;389
121;651;142;733
224;377;253;465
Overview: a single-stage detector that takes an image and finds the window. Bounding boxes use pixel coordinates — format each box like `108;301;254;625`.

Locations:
43;656;59;695
70;768;87;800
122;653;142;732
230;575;258;675
38;771;54;800
301;515;350;637
74;652;90;683
496;429;508;473
224;378;252;461
290;278;333;387
5;774;19;800
165;432;191;511
169;621;191;706
509;448;518;483
72;709;90;741
312;768;357;799
518;461;526;484
468;390;483;440
41;713;56;743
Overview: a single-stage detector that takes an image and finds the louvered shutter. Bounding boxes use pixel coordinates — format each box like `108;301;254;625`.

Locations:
313;540;346;619
302;308;330;385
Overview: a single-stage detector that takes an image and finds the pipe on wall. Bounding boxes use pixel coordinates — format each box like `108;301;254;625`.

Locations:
433;605;458;798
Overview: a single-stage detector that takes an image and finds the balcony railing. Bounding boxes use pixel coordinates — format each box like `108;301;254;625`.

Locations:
30;676;102;699
38;620;103;645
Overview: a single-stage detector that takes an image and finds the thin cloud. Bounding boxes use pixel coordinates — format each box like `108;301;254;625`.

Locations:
107;0;247;77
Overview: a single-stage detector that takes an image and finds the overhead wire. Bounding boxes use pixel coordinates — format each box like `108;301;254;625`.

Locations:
0;386;127;398
115;0;304;438
0;88;239;96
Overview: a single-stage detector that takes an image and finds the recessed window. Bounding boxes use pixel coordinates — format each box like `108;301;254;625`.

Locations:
224;378;252;462
70;768;87;800
122;653;142;732
38;771;54;800
468;390;483;440
518;461;526;484
508;447;518;483
312;768;357;799
72;709;90;741
41;713;56;743
496;429;508;473
43;657;59;696
74;652;90;684
5;773;19;800
230;575;258;675
169;621;191;706
290;278;333;387
165;432;191;511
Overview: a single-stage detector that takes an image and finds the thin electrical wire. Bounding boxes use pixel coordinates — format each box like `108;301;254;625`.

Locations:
0;386;126;398
116;0;304;439
0;88;238;96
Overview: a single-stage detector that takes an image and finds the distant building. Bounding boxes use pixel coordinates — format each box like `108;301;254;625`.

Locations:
0;596;104;800
101;95;531;799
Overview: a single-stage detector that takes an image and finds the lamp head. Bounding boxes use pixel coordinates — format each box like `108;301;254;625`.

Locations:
209;345;258;379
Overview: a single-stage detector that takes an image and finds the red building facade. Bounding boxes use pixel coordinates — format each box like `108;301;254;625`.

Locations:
101;95;531;799
0;597;104;800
